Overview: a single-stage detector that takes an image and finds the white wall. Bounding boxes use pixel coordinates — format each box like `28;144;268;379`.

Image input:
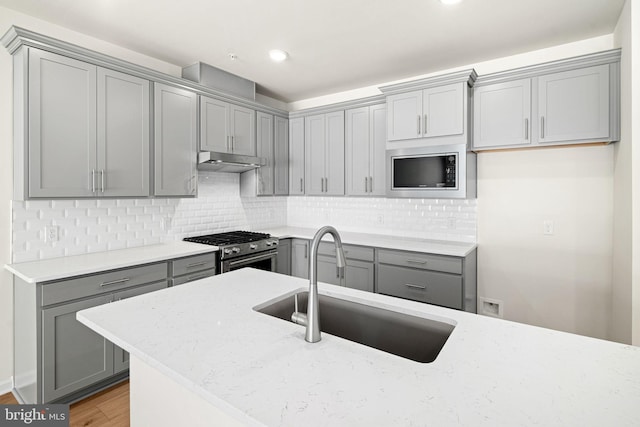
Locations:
629;0;640;347
612;0;633;344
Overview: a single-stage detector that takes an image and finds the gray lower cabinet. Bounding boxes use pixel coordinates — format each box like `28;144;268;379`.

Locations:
154;83;197;197
316;242;374;292
376;248;476;312
42;294;114;402
169;252;217;286
291;239;310;279
276;239;291;275
12;255;224;404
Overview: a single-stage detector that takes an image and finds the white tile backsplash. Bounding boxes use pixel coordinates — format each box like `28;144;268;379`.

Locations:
11;171;476;263
287;196;477;242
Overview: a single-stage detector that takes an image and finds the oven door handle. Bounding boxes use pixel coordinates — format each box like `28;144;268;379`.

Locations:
227;252;276;268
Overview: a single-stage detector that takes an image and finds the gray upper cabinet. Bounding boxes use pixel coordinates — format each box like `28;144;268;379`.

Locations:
386;83;464;143
27;49;97;198
97;68;150;197
256;111;274;195
537;64;610;144
345;104;386;196
240;113;288;197
289;117;305;195
472;51;620;151
305;111;345;196
200;95;256;156
473;79;532;149
23;48;151;199
274;116;289;195
154;83;197;197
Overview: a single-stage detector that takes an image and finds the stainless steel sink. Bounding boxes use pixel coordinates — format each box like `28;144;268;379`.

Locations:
254;291;455;363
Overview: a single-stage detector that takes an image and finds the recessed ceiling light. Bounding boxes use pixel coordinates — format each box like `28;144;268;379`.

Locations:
269;49;289;62
440;0;462;4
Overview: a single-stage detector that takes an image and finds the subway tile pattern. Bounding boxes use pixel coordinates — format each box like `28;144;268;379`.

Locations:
11;172;287;263
11;171;476;263
287;197;477;243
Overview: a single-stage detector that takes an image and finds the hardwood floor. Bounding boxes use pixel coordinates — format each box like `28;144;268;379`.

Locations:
0;381;130;427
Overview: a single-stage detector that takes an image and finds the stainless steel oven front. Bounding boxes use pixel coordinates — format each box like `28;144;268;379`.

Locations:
220;249;278;273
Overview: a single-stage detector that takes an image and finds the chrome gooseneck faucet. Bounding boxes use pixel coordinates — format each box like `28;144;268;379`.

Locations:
291;226;346;343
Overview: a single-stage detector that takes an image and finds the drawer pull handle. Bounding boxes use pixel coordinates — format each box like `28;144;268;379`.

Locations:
186;262;208;268
188;274;208;281
405;283;426;290
100;278;130;287
406;259;427;265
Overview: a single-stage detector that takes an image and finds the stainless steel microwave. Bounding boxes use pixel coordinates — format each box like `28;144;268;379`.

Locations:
386;144;476;199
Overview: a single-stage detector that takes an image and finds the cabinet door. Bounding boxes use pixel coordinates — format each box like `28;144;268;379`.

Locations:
154;83;197;196
289;118;305;195
346;107;370;196
317;255;341;286
423;83;463;138
113;281;169;374
256;112;274;195
97;68;150;197
318;256;374;292
42;295;114;402
473;79;532;149
386;90;422;141
370;104;387;196
200;96;228;152
276;239;291;275
537;64;610;143
325;111;345;195
291;239;309;279
230;105;256;156
305;114;326;195
274;116;289;195
28;49;97;198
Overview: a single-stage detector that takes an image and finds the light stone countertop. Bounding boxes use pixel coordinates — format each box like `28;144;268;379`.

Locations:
78;268;640;427
4;241;218;283
257;226;477;257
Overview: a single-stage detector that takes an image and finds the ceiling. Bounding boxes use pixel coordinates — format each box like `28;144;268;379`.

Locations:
0;0;626;103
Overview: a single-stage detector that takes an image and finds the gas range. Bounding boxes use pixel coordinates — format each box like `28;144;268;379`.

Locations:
183;231;279;261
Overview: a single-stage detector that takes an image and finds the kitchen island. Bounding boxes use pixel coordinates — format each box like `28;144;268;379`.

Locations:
77;268;640;426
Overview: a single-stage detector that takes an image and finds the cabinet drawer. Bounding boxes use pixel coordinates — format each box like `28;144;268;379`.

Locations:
113;281;168;301
172;269;217;286
42;263;168;306
171;252;217;277
318;242;374;262
377;249;462;274
377;264;462;309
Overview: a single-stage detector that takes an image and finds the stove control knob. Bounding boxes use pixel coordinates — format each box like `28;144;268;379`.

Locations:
249;244;257;250
232;247;241;253
271;240;279;246
223;248;232;255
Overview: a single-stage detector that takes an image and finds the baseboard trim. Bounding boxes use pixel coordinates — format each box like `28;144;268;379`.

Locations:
0;377;13;395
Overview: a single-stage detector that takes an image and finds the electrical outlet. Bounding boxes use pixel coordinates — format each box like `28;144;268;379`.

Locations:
447;217;457;229
376;214;384;225
479;297;504;318
543;220;554;235
45;226;59;243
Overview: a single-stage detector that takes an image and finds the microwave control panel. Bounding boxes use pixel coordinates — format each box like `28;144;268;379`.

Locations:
445;155;457;187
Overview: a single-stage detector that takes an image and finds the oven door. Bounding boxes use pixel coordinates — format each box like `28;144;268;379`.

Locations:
221;250;277;273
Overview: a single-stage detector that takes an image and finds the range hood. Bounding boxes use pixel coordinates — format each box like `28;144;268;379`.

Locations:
198;151;265;173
